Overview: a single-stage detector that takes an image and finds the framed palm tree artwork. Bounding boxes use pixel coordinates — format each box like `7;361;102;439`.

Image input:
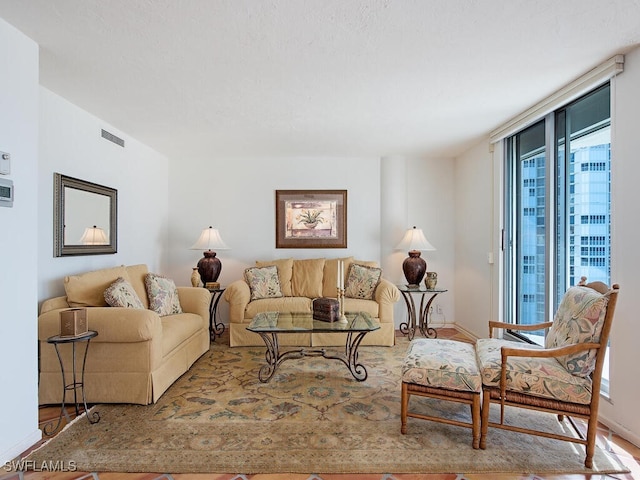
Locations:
275;189;347;248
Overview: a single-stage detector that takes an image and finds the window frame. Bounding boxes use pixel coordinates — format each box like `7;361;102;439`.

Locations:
502;83;612;350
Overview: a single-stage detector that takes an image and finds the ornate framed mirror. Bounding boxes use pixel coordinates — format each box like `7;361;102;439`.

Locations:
54;173;117;256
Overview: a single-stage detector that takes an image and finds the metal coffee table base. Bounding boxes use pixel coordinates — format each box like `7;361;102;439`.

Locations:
256;331;370;382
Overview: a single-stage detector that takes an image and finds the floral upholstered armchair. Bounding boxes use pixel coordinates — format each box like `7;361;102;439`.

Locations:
475;279;620;468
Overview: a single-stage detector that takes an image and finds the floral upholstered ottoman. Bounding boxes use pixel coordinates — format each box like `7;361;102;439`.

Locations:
400;338;482;449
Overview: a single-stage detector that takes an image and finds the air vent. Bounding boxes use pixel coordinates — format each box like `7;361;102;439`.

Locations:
101;129;125;147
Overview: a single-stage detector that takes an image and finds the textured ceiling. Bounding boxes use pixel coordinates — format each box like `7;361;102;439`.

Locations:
1;0;639;159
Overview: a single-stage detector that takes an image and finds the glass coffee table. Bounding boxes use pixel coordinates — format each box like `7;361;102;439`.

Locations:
247;311;380;383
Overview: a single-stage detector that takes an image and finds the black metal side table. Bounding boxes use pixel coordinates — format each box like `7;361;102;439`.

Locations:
206;286;226;341
44;330;100;435
397;285;448;341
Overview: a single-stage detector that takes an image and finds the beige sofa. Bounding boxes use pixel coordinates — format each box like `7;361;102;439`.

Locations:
38;264;210;405
224;257;400;347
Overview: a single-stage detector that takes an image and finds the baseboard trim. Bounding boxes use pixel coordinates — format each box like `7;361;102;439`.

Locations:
598;411;640;449
395;322;480;341
447;322;479;341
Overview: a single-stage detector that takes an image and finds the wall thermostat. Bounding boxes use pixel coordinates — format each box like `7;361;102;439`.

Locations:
0;178;14;207
0;151;10;175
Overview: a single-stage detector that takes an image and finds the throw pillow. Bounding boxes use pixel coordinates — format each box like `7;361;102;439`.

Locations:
545;285;609;377
144;273;183;316
344;263;382;300
245;265;284;300
104;277;145;309
255;258;294;296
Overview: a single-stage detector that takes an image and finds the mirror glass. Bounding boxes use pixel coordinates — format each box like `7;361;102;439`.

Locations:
54;173;117;256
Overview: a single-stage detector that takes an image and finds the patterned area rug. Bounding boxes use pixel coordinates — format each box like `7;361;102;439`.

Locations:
27;335;629;474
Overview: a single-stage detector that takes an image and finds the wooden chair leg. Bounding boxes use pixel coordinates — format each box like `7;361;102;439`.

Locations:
401;382;409;434
471;393;481;449
480;389;490;449
585;417;597;468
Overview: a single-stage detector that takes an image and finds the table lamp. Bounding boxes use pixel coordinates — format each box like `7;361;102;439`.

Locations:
395;226;435;287
190;226;229;285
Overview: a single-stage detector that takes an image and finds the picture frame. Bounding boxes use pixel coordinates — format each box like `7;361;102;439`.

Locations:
275;189;347;248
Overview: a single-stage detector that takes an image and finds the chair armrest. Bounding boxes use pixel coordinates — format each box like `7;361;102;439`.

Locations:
177;287;211;328
488;320;553;338
38;307;163;343
223;280;251;323
500;342;600;361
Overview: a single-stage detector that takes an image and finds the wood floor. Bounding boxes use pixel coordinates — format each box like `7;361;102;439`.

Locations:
4;328;640;480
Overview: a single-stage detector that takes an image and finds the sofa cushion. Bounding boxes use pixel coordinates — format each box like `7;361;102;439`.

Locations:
125;264;151;309
292;258;325;298
476;338;593;404
345;263;382;300
245;296;313;319
343;297;379;317
104;277;145;309
322;257;354;298
255;258;293;296
403;339;481;393
245;265;283;300
64;265;130;307
545;286;609;378
145;273;183;316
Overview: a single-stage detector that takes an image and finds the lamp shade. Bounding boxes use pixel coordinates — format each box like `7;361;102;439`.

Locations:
395;226;435;287
79;226;108;245
395;226;436;252
190;226;229;285
190;226;229;251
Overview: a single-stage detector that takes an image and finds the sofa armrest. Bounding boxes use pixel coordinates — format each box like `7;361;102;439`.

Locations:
38;307;163;343
375;278;400;324
177;287;211;328
40;296;70;314
223;280;251;323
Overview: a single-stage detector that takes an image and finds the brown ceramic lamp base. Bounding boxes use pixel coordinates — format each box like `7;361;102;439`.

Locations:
197;250;222;284
402;250;427;287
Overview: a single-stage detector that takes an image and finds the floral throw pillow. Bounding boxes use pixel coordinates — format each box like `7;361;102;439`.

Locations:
144;273;183;316
545;285;609;377
344;264;382;300
244;265;283;301
104;277;145;309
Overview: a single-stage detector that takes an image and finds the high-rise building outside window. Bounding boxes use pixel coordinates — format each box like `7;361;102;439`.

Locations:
504;83;611;391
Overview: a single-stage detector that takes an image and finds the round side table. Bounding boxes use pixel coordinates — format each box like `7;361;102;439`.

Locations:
44;330;100;435
397;285;448;340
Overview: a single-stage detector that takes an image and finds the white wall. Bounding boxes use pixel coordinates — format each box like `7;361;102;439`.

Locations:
454;46;640;446
0;19;41;463
405;158;456;324
166;156;382;288
600;45;640;446
37;88;171;302
166;155;456;328
454;141;495;337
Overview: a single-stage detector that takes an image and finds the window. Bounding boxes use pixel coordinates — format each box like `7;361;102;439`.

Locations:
503;83;611;388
